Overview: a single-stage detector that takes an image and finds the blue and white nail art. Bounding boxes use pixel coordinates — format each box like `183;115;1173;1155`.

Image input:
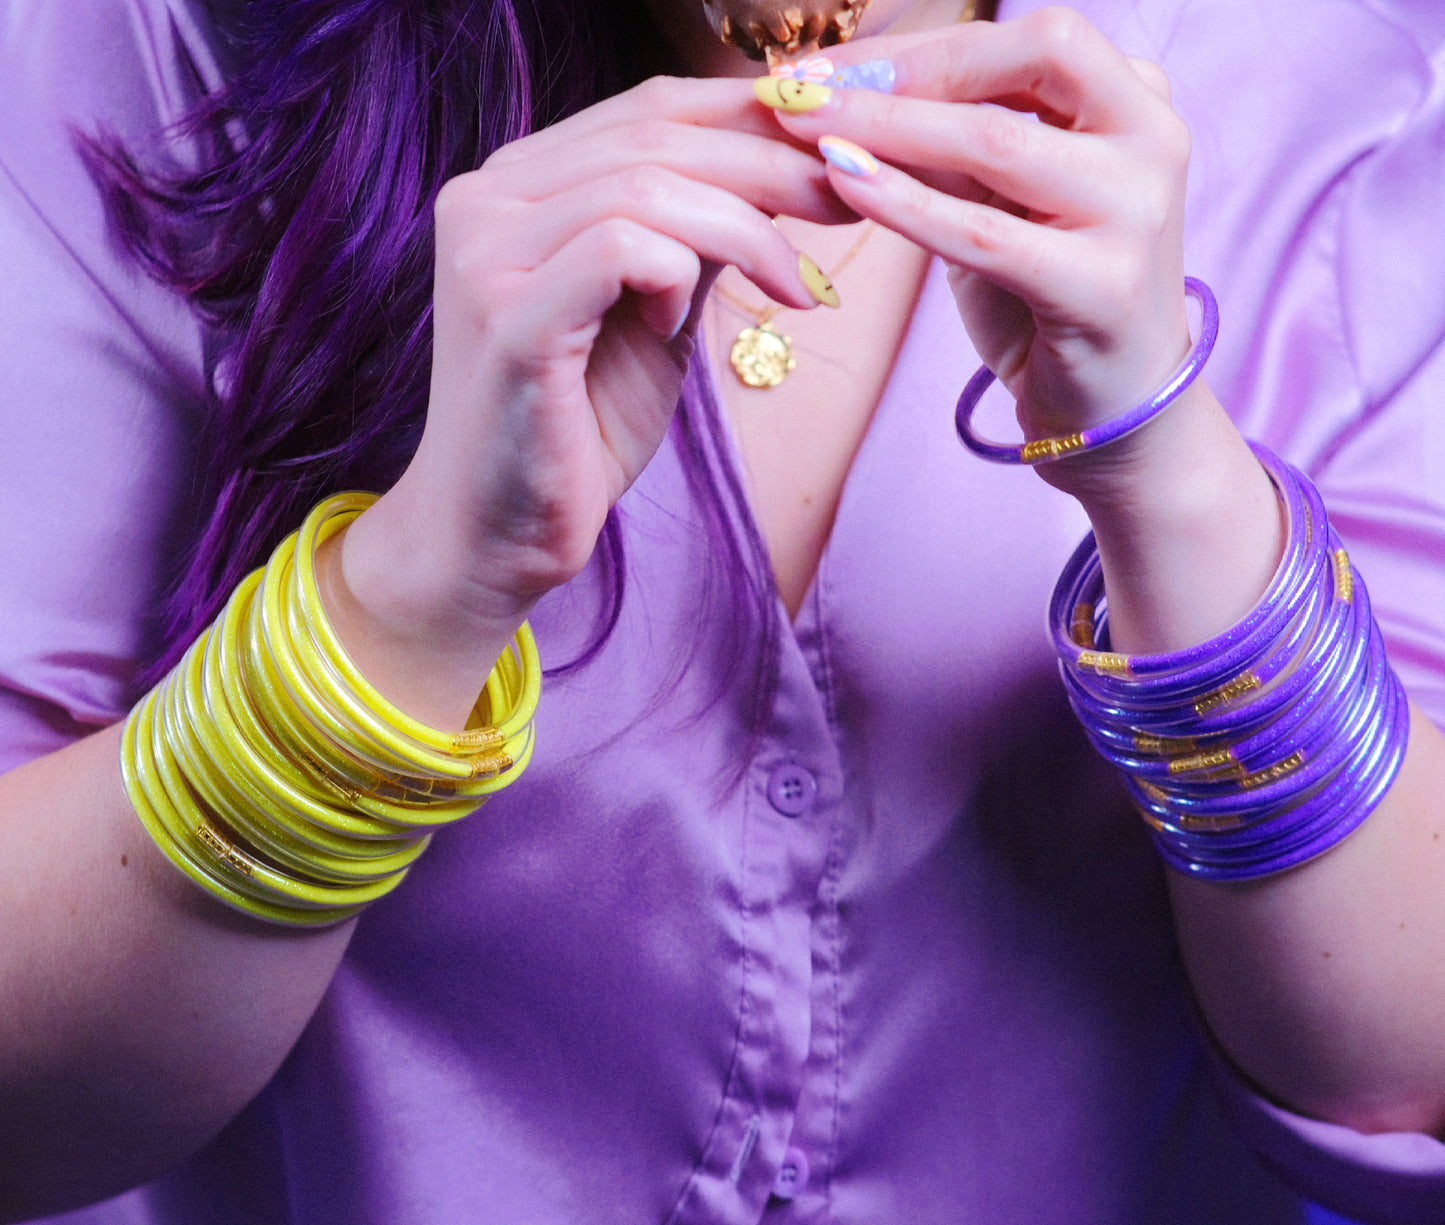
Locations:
835;60;896;93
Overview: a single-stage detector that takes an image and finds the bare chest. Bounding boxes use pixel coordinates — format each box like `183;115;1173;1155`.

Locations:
706;225;932;617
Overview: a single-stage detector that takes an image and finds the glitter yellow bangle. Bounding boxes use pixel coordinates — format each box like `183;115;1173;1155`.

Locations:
119;491;543;926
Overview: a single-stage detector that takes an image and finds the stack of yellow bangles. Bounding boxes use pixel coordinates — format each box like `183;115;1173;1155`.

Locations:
121;492;541;926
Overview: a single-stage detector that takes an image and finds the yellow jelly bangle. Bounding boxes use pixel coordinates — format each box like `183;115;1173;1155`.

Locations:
120;490;543;926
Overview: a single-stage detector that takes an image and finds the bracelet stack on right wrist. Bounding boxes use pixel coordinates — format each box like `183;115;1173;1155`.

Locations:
1049;444;1409;881
122;492;541;926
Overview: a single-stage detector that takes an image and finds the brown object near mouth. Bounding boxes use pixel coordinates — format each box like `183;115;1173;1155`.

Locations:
702;0;872;61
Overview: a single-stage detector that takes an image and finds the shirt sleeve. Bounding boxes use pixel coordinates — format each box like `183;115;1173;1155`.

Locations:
1207;1049;1445;1225
0;0;219;774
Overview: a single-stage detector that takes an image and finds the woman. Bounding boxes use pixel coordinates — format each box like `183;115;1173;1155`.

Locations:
1;0;1443;1220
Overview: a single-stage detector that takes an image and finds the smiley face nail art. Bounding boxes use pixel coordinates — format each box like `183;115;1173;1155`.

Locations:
753;76;834;112
798;251;841;307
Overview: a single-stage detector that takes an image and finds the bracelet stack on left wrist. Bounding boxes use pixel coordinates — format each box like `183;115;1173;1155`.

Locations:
1049;444;1409;881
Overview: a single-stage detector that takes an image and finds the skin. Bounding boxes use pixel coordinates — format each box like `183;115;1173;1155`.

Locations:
2;4;1442;1219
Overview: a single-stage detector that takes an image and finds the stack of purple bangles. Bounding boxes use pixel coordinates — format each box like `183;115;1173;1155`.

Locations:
1049;443;1410;880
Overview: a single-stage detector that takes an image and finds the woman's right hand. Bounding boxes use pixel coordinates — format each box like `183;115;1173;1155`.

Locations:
323;76;853;723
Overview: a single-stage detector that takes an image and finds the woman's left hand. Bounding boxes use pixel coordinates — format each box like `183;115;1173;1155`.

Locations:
766;7;1194;481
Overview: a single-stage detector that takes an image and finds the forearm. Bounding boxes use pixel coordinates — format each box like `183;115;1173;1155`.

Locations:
0;483;539;1219
1170;710;1445;1135
1064;386;1445;1134
0;723;354;1221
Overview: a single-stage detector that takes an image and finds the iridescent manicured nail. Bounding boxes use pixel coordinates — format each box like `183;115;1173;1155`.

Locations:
798;252;841;308
753;76;833;113
818;135;879;178
835;60;896;93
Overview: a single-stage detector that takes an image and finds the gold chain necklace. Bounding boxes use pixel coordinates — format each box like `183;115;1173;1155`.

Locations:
713;222;876;388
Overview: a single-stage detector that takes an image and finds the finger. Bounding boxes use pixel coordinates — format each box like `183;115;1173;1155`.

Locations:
1126;56;1173;102
812;140;1101;316
444;167;825;311
521;221;703;477
482;111;850;229
487;75;807;165
495;218;703;360
782;91;1120;221
811;8;1162;134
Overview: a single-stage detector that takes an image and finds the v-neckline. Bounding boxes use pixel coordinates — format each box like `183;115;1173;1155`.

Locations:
698;256;947;630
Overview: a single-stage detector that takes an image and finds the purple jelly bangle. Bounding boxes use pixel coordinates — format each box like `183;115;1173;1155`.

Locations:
1095;596;1365;783
1069;442;1323;693
1052;443;1314;687
956;278;1219;466
1131;617;1387;821
1146;712;1398;868
1138;625;1398;852
1155;571;1374;791
1064;565;1337;740
1136;621;1387;826
1151;669;1408;880
1050;447;1321;695
1077;537;1362;758
1107;534;1373;779
1055;448;1328;700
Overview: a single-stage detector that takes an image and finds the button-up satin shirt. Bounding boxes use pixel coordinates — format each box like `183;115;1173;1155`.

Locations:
5;0;1445;1221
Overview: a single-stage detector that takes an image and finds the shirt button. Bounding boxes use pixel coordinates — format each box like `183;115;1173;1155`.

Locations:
766;764;817;817
771;1147;810;1200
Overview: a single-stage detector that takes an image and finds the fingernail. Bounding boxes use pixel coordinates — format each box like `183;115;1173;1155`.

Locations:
818;135;879;178
770;56;896;94
798;251;841;308
835;60;896;93
770;54;836;84
753;77;834;113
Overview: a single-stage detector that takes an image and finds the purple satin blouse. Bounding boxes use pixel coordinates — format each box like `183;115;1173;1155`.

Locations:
4;0;1445;1221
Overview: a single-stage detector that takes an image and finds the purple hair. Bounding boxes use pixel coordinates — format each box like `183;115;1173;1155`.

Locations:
92;0;777;724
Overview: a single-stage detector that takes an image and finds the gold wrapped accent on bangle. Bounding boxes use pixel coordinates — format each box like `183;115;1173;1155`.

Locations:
1333;548;1354;603
1020;433;1087;464
1076;650;1132;676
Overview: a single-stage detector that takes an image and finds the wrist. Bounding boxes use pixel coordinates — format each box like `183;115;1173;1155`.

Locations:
323;491;538;730
1054;389;1285;656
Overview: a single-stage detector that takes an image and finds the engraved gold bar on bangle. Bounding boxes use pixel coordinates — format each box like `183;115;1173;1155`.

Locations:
196;821;259;878
1193;671;1262;716
467;751;515;781
1070;603;1095;649
1172;810;1247;831
452;725;507;754
1166;746;1240;776
1133;732;1199;756
1238;749;1307;790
